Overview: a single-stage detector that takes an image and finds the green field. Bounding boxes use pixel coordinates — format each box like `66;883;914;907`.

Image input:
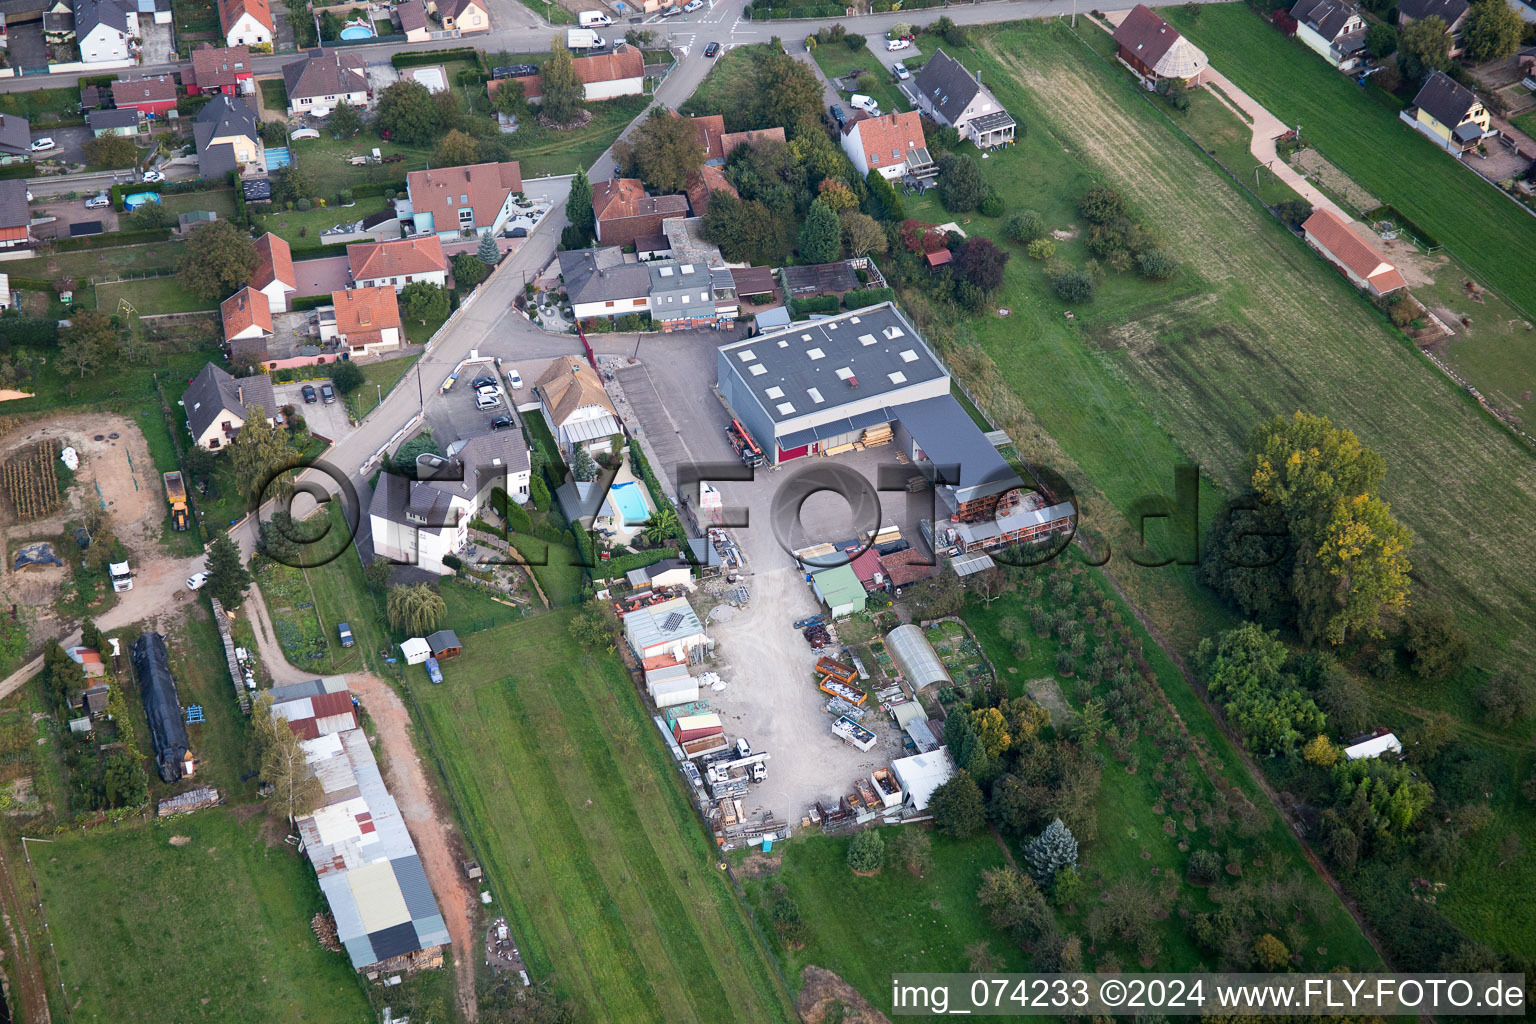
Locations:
1164;3;1536;321
28;811;370;1023
8;239;187;282
96;276;215;315
679;44;773;117
0;85;81;119
504;94;652;178
919;17;1536;960
405;612;797;1023
253;194;392;245
157;189;240;219
345;353;421;420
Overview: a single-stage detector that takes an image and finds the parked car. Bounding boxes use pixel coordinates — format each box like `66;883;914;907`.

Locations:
892;61;910;80
490;415;514;430
849;93;880;116
338;622;355;648
142;169;165;182
684;0;703;10
704;41;720;57
472;374;498;390
301;383;318;404
476;391;502;411
886;36;911;50
662;4;681;14
506;368;524;389
30;137;55;152
185;571;210;591
320;383;336;404
493;64;538;78
85;194;110;210
829;104;846;128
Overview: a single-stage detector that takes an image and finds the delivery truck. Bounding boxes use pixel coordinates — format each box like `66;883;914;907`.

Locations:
578;9;612;26
567;27;605;49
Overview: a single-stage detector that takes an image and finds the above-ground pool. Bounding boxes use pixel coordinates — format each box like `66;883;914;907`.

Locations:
609;481;652;526
265;146;292;169
339;23;372;38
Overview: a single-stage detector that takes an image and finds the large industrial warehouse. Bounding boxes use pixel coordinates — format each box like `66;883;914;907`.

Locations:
717;302;1075;549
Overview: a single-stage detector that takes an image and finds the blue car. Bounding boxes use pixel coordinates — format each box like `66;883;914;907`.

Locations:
829;104;846;128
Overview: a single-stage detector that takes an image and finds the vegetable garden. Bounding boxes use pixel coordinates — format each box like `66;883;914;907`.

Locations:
3;442;63;521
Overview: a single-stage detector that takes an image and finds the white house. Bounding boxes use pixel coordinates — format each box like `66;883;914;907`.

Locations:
218;0;273;47
908;49;1017;149
1290;0;1368;70
182;362;277;451
75;0;137;64
534;357;622;457
557;246;652;320
220;286;272;343
252;232;296;312
347;236;448;292
281;50;370;117
368;430;530;575
839;110;936;185
404;161;524;240
317;286;403;355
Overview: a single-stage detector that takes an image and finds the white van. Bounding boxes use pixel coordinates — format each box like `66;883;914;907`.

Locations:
566;27;605;49
849;94;881;116
578;9;612;26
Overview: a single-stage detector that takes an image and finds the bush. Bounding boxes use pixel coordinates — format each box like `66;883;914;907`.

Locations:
846;829;885;872
1137;248;1179;280
1274;199;1313;229
1026;238;1055;261
1052;268;1096;303
789;294;840;317
978;192;1005;218
1078;184;1127;224
845;32;866;50
842;286;894;308
1005;209;1047;244
1187;848;1221;884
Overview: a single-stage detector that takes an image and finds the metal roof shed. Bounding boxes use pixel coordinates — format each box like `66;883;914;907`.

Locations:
885;623;950;689
811;564;866;618
892;749;956;812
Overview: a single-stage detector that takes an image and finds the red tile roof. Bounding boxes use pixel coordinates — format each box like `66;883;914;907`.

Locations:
848;110;927;171
574;43;644;84
251;232;294;291
348;235;447;281
1302;209;1408;294
719;126;786;157
925;248;952;267
111;74;177;108
331;286;402;342
1112;4;1180;67
592;177;688;223
220;286;272;337
878;547;935;588
685;164;735;217
219;0;274;34
691;113;725;161
406;161;523;233
189;44;252;90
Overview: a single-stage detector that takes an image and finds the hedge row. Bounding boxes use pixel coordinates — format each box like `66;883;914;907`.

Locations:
288;241;357;261
1363;205;1440;249
51;228;172;252
391;47;479;68
351;180;409;199
842;286;893;309
290;294;334;311
602;547;670;579
789;294;839;317
0;164;33;180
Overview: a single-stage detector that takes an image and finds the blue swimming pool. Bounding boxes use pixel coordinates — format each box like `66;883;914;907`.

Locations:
339;23;372;38
265;146;292;169
609;481;652;526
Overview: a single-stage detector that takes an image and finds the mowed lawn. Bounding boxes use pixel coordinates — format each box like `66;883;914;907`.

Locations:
1164;3;1536;318
30;811;369;1023
409;612;796;1024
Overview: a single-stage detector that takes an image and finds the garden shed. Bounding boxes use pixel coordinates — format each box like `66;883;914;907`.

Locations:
811;564;866;618
885;623;951;690
427;630;463;660
400;637;431;665
892;749;955;812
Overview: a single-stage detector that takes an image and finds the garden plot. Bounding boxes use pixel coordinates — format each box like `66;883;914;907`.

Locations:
253;559;329;666
923;620;993;695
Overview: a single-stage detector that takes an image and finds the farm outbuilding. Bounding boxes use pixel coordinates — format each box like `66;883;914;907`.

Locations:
427;630;463;660
623;597;709;661
1344;730;1402;761
400;638;431;665
892;749;955;812
885;624;951;690
131;632;194;783
811;564;867;618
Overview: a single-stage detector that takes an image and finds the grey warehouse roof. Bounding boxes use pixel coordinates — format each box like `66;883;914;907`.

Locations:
898;395;1022;504
718;303;945;424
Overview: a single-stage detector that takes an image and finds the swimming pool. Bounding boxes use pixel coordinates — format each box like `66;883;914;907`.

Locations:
339;23;372;38
609;481;652;526
265;146;292;169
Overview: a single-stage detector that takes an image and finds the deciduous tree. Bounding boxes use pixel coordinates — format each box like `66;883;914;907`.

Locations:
956;236;1010;293
629;109;706;192
387;582;446;635
889;828;932;876
433;128;479;167
377;79;441;146
328;98;363;136
1005;208;1047;244
83;134;138;168
1397;16;1451;81
838;209;887;257
252;693;323;822
58;309;116;377
1462;0;1523;62
227;404;300;508
328;360;364;395
401;281;450;324
177;220;259;300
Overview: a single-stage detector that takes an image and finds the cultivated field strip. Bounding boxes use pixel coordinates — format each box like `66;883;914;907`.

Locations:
978;24;1536;668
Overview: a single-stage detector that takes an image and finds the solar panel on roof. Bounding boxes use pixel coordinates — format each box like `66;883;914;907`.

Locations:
662;611;685;632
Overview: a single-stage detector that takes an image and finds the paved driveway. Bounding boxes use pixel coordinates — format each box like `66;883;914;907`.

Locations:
292;255;352;299
140;21;177;64
277;380;354;443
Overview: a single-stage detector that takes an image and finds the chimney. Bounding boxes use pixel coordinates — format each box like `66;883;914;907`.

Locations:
975;68;982;85
237;384;244;404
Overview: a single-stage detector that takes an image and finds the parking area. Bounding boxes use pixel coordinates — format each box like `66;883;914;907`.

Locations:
30;125;92;168
6;22;48;70
29;197;119;240
276;379;354;443
610;346;935;817
422;359;522;444
140;21;177;65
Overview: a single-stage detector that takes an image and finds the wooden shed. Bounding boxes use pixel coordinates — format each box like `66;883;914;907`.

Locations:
427;630;463;660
